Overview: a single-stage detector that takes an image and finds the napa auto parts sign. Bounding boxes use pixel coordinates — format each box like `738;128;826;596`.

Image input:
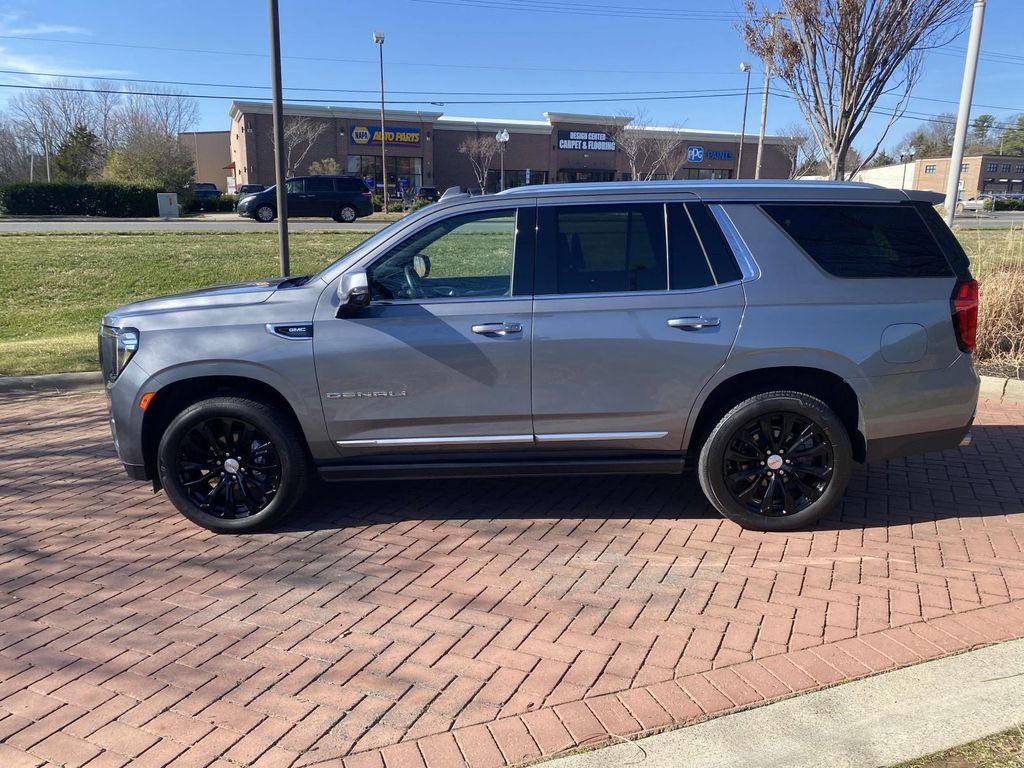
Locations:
350;125;421;147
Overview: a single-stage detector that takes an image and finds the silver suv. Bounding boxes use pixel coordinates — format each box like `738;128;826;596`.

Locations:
100;181;979;533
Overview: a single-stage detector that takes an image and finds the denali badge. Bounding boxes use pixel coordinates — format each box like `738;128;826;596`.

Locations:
325;390;408;399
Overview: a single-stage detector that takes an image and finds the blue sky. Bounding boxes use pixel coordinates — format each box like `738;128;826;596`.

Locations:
0;0;1022;154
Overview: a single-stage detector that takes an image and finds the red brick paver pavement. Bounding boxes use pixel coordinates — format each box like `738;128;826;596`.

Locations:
1;392;1023;768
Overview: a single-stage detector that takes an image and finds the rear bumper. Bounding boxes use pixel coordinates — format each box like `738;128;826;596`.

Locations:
865;419;973;463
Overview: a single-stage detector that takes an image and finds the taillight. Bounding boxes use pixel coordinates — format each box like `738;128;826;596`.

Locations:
951;279;979;354
362;191;372;200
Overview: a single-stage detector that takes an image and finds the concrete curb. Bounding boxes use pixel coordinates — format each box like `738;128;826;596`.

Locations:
1;371;1022;404
0;371;103;397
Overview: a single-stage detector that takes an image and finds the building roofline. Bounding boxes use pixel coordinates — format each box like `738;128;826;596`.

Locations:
229;101;444;122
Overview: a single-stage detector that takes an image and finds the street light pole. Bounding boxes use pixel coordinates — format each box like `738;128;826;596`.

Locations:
736;62;752;180
268;0;289;277
374;32;388;213
754;65;770;179
944;0;986;226
496;129;509;191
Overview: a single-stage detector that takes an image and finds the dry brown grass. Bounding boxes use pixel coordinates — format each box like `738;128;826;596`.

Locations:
959;227;1024;371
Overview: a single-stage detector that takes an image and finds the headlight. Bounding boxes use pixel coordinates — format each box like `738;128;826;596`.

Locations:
239;195;255;205
99;325;139;382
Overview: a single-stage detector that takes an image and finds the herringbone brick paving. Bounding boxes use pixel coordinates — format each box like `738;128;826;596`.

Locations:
1;392;1023;767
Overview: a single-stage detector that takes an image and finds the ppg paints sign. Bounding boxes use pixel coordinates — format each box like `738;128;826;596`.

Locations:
350;125;421;147
687;145;734;163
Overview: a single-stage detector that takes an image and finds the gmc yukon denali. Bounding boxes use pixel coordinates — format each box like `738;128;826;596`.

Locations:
100;181;979;533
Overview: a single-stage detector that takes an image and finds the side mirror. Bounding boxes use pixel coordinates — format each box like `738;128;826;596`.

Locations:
336;269;370;317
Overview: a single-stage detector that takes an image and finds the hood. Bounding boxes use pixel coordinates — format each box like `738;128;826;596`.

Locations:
103;277;292;325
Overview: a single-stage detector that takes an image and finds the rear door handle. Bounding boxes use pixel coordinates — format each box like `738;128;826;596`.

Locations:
472;322;523;336
668;316;720;330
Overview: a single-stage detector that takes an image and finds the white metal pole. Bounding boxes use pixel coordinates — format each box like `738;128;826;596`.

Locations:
736;64;751;179
376;34;387;213
755;66;770;179
944;0;986;226
268;0;290;276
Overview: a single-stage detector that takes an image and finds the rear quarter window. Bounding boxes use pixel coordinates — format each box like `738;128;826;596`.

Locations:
761;203;954;278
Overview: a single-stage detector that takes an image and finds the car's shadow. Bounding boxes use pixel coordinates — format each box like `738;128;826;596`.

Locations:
275;424;1024;535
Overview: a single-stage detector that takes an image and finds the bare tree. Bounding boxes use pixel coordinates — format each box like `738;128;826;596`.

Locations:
650;128;688;179
9;79;98;154
779;121;820;178
270;116;327;176
0;115;34;184
604;112;658;181
741;0;972;180
118;85;199;140
458;135;499;191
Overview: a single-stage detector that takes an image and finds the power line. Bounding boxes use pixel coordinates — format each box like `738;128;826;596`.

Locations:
0;80;751;107
0;34;739;77
0;68;746;98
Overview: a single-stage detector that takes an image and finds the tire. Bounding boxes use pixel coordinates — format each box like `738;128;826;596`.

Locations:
157;396;309;533
334;205;358;223
255;204;276;223
697;391;852;532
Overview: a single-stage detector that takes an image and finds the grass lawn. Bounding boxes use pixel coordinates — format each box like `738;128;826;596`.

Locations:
0;225;1019;377
0;231;368;376
892;724;1024;767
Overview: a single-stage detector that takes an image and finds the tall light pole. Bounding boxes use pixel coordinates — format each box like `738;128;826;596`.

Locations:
268;0;289;276
374;31;388;213
496;129;509;191
900;146;916;189
754;65;770;179
736;62;752;180
944;0;986;226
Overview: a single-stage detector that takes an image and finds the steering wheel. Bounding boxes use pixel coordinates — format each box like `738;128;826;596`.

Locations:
403;263;426;299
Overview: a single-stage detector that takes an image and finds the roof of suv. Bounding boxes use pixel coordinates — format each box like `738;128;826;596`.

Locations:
486;180;942;205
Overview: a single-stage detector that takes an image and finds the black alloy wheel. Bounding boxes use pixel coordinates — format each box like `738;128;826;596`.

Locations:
158;396;308;533
721;412;834;517
174;416;282;519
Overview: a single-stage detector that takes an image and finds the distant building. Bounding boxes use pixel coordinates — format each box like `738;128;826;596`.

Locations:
854;154;1024;198
227;101;794;192
179;131;232;192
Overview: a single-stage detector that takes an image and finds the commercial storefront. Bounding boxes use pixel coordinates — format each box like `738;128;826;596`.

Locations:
229;101;793;192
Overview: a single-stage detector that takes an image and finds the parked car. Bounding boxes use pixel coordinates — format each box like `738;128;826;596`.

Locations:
100;181;979;534
237;184;266;196
236;176;373;223
191;182;221;199
415;186;440;203
961;194;993;212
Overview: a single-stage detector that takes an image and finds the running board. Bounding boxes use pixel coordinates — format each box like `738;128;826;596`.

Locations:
317;456;685;482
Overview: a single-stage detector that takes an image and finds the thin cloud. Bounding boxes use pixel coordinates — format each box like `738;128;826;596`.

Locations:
0;46;130;79
4;23;90;35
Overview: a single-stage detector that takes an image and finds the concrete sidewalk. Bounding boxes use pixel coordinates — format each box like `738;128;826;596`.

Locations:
544;639;1024;768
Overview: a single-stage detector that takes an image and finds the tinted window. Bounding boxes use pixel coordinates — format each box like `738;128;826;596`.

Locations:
368;210;516;300
687;203;742;283
305;177;333;193
667;205;715;290
285;179;303;194
762;204;953;278
548;204;667;294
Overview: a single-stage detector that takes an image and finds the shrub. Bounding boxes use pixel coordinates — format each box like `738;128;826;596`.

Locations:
0;182;164;217
409;198;434;212
387;201;405;213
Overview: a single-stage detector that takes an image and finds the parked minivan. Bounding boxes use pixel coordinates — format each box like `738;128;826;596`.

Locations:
237;175;373;222
101;181;979;533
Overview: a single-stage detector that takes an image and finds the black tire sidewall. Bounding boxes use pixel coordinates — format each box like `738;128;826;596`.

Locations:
157;397;306;533
698;391;853;532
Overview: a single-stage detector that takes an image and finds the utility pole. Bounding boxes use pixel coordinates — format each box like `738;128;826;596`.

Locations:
268;0;290;277
754;65;770;179
43;121;51;182
29;154;34;183
944;0;986;226
374;32;387;213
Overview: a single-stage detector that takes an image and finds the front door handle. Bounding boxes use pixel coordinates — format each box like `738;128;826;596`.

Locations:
668;316;720;330
472;322;523;336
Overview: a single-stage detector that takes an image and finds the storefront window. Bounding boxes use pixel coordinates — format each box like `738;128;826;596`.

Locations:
346;155;423;190
485;169;547;193
556;169;616;183
684;168;733;180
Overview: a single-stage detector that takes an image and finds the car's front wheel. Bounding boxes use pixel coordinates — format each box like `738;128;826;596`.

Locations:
697;391;852;531
157;396;308;533
334;204;358;223
254;204;276;222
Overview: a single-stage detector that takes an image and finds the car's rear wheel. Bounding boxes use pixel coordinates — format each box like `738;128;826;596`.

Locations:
697;391;852;531
334;204;358;223
157;396;308;533
255;204;276;222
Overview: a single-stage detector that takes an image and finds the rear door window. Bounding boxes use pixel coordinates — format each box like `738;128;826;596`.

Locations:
335;178;365;192
762;204;953;278
305;177;334;193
